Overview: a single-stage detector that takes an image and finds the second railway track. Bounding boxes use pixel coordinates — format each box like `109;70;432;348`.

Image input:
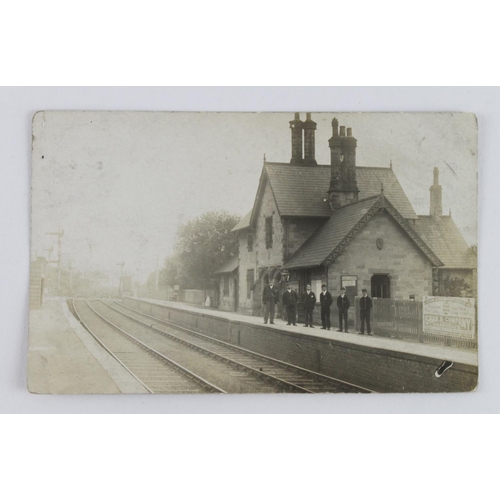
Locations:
72;299;226;394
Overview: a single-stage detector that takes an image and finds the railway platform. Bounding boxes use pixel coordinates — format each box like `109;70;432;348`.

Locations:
133;298;477;366
123;297;478;393
28;298;148;394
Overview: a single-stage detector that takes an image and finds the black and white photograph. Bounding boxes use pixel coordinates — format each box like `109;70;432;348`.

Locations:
29;111;478;394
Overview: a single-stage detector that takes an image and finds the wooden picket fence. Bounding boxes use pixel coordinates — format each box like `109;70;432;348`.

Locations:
354;297;477;350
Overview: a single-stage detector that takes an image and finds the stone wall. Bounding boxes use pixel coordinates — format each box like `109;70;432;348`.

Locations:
236;179;328;316
177;289;205;306
237;179;284;315
218;274;237;312
237;230;255;315
327;212;433;325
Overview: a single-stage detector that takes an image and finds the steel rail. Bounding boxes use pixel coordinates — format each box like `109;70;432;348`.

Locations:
98;300;314;393
106;300;374;394
82;300;226;394
71;299;154;393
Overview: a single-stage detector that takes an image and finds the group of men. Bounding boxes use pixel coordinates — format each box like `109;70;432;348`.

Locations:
262;279;374;335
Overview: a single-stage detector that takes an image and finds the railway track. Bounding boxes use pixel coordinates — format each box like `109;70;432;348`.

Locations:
71;299;226;394
98;299;373;394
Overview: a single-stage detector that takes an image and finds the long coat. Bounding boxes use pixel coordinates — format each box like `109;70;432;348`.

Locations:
320;291;333;308
337;294;351;310
262;284;279;305
283;289;298;307
301;291;317;310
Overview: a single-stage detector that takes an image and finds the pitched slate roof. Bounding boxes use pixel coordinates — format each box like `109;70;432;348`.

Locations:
356;167;417;219
232;163;417;232
284;195;442;269
284;196;379;269
212;255;239;275
265;163;332;217
414;216;476;268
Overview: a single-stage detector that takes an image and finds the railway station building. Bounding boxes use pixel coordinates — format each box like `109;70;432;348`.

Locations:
231;113;476;318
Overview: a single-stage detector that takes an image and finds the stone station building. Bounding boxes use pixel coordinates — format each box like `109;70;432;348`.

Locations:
229;113;476;321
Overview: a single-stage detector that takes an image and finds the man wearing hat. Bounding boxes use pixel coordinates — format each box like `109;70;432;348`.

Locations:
319;284;333;330
262;277;279;325
301;284;317;328
336;287;351;332
359;288;373;335
282;283;298;326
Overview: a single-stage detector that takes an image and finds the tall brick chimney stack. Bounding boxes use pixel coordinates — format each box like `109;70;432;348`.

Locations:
328;118;359;209
329;117;342;178
342;126;358;191
303;113;317;166
289;112;304;165
430;167;443;216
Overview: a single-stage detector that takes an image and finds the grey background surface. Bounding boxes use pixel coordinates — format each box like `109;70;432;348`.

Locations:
1;86;497;413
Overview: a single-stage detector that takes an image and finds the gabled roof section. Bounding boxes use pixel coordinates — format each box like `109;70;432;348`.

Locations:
357;167;418;219
414;215;476;269
235;162;418;232
284;196;378;269
265;163;332;218
284;195;442;269
231;209;252;232
263;163;418;219
212;255;239;275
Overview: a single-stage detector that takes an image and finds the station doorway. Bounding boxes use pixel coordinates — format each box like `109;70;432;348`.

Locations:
371;274;391;298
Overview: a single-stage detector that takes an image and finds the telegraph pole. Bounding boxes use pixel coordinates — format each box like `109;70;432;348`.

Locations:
116;261;125;297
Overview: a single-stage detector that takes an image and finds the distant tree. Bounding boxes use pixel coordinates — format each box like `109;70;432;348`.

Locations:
163;211;240;289
162;254;186;288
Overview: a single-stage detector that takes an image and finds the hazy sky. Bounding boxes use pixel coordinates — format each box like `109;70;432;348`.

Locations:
31;111;477;282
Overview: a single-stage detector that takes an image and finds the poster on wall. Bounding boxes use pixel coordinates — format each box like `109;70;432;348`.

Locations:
423;296;476;339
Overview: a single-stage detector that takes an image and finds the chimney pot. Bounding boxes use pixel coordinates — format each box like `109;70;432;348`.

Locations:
332;118;339;136
430;167;443;217
347;127;352;137
303;112;317;165
340;126;346;136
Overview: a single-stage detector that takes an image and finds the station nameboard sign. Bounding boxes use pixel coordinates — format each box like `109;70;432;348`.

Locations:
423;296;476;339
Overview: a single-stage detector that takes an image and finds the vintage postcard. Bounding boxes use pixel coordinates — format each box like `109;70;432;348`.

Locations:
29;111;478;394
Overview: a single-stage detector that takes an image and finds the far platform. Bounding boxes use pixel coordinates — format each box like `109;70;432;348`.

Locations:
28;298;149;394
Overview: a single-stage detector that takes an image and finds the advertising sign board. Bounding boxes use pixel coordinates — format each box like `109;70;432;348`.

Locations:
423;296;476;339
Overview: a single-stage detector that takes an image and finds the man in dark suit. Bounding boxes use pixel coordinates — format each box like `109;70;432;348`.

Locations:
262;277;279;324
282;283;298;326
319;284;333;330
301;284;316;328
359;288;373;335
337;287;351;333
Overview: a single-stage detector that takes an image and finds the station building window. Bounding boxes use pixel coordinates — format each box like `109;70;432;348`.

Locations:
265;216;273;249
371;274;391;298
